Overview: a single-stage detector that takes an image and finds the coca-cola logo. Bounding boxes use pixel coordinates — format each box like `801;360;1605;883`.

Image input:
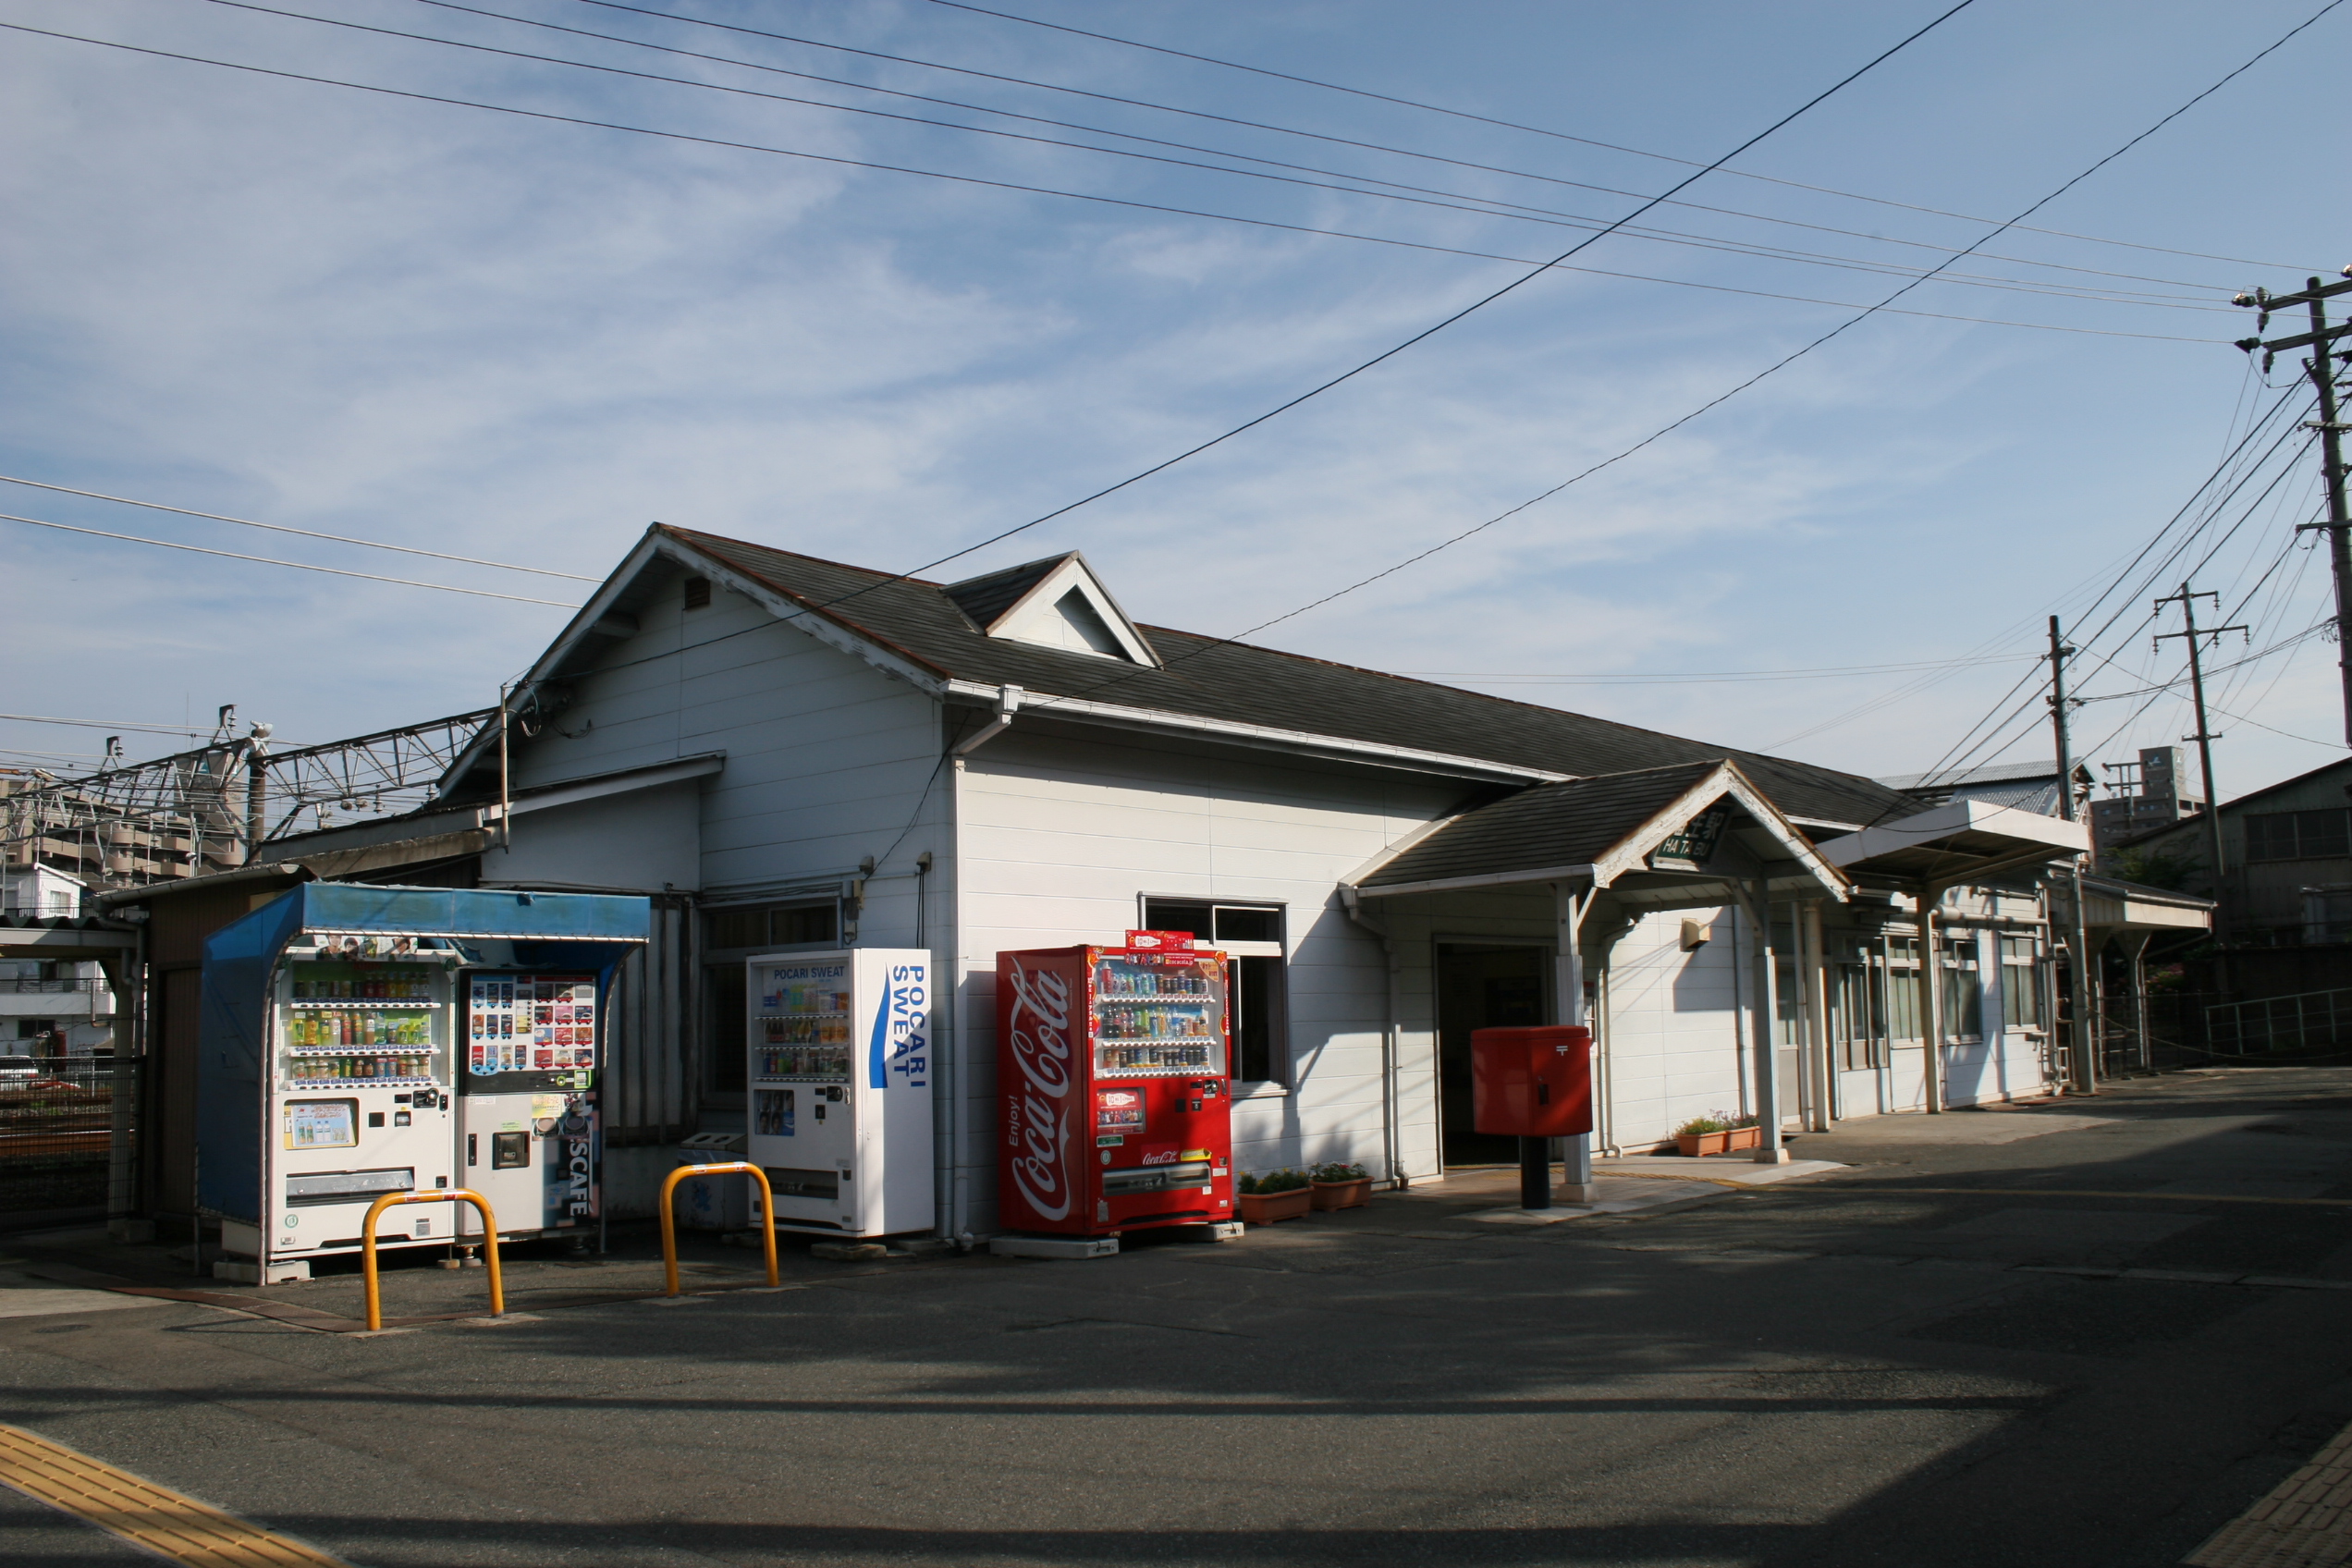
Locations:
1141;1148;1179;1166
1005;961;1074;1220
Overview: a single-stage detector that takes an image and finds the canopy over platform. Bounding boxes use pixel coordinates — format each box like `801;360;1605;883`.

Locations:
0;914;139;966
1347;759;1848;911
1817;798;2089;889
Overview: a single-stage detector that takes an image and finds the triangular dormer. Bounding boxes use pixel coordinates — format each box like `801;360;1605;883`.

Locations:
942;552;1160;666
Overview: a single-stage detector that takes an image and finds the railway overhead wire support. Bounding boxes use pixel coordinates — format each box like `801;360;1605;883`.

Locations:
2232;268;2352;741
1;708;497;888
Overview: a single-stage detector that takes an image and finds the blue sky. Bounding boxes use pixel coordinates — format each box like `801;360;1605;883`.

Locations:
4;0;2346;808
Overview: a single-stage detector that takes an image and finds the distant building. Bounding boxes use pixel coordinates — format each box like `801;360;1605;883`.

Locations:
2089;746;2204;853
1876;759;2089;818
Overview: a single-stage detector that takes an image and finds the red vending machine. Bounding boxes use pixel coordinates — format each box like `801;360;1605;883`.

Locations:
998;931;1234;1236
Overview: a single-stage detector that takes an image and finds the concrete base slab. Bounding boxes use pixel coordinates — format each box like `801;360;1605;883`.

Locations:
809;1242;890;1262
1599;1157;1847;1186
0;1266;165;1319
211;1258;309;1285
1468;1179;1729;1224
989;1235;1119;1260
1802;1110;2115;1145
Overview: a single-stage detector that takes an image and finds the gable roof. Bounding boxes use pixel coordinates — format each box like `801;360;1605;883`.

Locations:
1357;761;1721;889
942;556;1062;631
656;527;1910;827
1350;758;1850;909
458;524;1911;828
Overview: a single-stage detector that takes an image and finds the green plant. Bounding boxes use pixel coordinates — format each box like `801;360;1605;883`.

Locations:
1724;1113;1758;1130
1309;1161;1366;1183
1674;1116;1728;1136
2106;844;2203;892
1243;1167;1310;1194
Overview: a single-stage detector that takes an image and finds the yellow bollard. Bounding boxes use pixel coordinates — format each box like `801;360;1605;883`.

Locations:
658;1162;778;1297
362;1189;502;1331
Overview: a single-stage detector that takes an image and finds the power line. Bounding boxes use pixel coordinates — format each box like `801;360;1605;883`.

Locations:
419;0;2241;302
0;473;601;582
8;20;2209;350
1391;654;2041;685
1;512;582;606
908;0;2317;275
0;713;216;737
311;0;2243;316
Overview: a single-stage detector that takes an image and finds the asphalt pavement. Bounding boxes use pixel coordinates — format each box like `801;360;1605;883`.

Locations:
0;1065;2347;1568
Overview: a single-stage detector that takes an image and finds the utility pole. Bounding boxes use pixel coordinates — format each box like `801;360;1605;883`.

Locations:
2049;616;2097;1095
2233;269;2352;742
2152;584;2246;896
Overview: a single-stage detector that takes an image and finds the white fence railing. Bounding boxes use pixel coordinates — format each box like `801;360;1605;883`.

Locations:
2203;987;2352;1056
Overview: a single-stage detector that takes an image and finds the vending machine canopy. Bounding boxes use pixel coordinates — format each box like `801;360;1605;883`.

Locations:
197;884;650;1219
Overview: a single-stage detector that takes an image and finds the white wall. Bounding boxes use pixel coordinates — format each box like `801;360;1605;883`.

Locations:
951;725;1470;1227
487;781;701;893
1599;908;1755;1150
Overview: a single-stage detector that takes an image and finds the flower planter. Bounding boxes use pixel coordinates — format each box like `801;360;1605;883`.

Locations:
1726;1126;1762;1152
1237;1187;1313;1224
1674;1129;1731;1157
1309;1178;1372;1211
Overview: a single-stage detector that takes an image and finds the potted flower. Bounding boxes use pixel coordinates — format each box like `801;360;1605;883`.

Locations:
1673;1115;1731;1157
1307;1161;1371;1210
1236;1168;1313;1224
1724;1113;1762;1152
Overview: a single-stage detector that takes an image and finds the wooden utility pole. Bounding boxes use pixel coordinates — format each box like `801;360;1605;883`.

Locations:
2049;617;2097;1094
2233;271;2352;741
2152;584;2246;894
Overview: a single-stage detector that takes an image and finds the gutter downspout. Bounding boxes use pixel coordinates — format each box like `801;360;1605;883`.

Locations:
941;686;1021;1244
1339;886;1403;1189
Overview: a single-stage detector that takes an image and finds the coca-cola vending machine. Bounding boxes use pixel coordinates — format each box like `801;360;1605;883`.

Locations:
997;931;1233;1237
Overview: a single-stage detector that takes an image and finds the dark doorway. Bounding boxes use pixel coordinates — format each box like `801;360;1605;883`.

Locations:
1435;944;1550;1166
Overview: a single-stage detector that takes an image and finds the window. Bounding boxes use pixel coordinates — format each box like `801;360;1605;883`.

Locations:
2245;809;2351;863
682;575;711;610
2000;935;2044;1029
1884;938;1922;1041
1941;939;1982;1041
1141;899;1288;1084
702;900;839;1095
1831;958;1881;1071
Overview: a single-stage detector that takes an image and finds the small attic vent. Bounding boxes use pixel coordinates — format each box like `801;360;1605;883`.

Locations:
1047;588;1127;659
682;575;711;610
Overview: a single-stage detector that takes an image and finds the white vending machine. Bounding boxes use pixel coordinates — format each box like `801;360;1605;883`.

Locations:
456;971;602;1243
237;935;460;1269
743;949;933;1238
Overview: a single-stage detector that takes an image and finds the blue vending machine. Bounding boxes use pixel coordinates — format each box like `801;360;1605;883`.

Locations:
199;885;648;1282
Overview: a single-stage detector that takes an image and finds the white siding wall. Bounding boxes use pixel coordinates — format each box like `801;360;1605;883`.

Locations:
506;580;946;908
953;726;1467;1228
1599;908;1755;1150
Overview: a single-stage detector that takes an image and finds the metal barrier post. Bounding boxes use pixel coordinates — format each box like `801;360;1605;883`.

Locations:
658;1162;778;1297
362;1190;502;1331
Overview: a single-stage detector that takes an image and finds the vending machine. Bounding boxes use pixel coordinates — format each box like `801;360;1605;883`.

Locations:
996;931;1233;1237
742;948;933;1238
198;885;648;1282
253;934;461;1269
455;971;603;1243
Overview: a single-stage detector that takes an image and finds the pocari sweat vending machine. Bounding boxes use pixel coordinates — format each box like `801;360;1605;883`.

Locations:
198;885;648;1282
742;948;933;1238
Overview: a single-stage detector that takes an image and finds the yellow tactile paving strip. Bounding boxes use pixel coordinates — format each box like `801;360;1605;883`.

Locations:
0;1422;350;1567
2187;1418;2352;1567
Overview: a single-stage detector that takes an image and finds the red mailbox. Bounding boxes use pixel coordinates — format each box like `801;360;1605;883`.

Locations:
1471;1025;1593;1138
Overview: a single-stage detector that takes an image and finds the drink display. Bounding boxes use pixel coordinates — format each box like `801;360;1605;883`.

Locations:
468;974;596;1075
997;931;1234;1238
457;972;603;1242
743;949;934;1239
196;885;651;1286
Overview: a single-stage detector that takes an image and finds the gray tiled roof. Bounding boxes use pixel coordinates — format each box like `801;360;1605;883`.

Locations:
668;528;1912;828
939;554;1068;631
1357;762;1722;888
